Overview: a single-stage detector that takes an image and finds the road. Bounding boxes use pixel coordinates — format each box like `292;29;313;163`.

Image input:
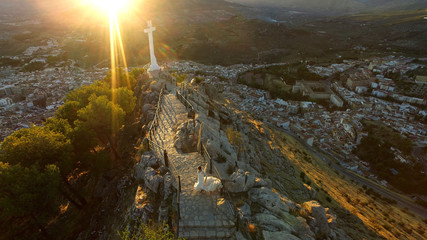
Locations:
269;124;427;219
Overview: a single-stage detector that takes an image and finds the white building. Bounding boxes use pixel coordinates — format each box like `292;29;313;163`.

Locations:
330;94;344;107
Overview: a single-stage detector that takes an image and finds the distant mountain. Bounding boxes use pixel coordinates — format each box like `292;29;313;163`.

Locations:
0;0;79;17
225;0;427;14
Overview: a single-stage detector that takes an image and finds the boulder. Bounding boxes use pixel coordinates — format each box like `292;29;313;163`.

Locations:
142;104;155;116
254;213;293;232
139;153;159;170
144;167;163;193
249;187;289;217
294;216;316;240
253;177;272;188
163;172;174;200
174;121;197;153
303;183;318;199
262;231;301;240
149;81;162;93
302;201;331;239
147;92;159;104
226;169;256;193
158;203;169;223
135;162;146;183
206;138;218;158
237;202;251;216
325;208;337;229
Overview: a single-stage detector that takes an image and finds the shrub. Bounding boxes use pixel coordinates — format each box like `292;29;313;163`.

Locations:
118;221;182;240
194;76;204;84
226;127;243;149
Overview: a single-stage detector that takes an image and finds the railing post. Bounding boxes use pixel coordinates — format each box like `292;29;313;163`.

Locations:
164;149;169;167
177;175;181;219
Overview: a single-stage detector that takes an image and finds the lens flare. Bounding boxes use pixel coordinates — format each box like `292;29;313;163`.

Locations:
87;0;131;15
82;0;132;136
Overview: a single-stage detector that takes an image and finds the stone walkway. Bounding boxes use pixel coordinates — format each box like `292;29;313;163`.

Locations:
152;92;236;239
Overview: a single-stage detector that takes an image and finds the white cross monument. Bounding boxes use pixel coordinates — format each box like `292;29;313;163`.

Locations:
144;20;161;72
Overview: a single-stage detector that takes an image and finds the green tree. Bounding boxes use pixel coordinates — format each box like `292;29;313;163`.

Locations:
65;81;111;108
104;67;136;90
44;117;72;138
113;87;136;114
0;126;72;171
78;95;125;160
55;101;80;126
130;67;146;80
0;163;61;239
0;126;87;208
70;120;98;154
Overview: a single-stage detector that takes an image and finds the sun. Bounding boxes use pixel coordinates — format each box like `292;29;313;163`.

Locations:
87;0;131;15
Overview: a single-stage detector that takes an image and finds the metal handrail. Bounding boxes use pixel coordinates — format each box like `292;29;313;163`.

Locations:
200;143;237;222
178;83;240;228
142;85;182;238
176;91;194;113
175;82;240;230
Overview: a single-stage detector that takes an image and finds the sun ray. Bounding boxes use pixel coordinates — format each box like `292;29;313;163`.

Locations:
113;16;131;89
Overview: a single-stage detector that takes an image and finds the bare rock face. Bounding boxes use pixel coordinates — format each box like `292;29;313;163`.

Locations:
174;121;197;153
149;80;162;93
302;200;336;239
249;187;290;217
163;172;174;200
262;231;301;240
294;216;316;240
225;169;256;193
254;213;294;232
303;183;318;199
144;167;163;193
142;104;155;116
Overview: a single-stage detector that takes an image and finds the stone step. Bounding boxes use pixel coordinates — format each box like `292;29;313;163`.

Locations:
179;219;235;229
178;227;236;240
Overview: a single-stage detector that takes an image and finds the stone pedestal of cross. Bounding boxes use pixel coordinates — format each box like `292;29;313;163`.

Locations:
144;20;161;72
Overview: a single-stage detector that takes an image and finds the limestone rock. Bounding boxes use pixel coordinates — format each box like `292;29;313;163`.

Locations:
303;183;318;199
253;177;272;188
163;172;174;200
149;81;162;93
174;121;197;153
302;201;332;239
262;231;301;240
142;104;155;116
254;213;293;232
146;91;156;103
294;216;316;240
226;169;256;193
249;187;289;217
139;153;159;170
144;167;163;193
325;208;337;229
237;202;251;216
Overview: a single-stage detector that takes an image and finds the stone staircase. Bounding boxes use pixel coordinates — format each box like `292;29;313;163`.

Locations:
151;90;236;239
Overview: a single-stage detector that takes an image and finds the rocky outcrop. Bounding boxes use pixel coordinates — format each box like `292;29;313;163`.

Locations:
254;213;294;232
249;187;290;217
174;120;197;153
144;167;163;193
302;200;336;239
225;169;256;193
262;231;301;240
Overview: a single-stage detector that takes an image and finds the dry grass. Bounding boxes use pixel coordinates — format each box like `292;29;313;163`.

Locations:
270;128;427;240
